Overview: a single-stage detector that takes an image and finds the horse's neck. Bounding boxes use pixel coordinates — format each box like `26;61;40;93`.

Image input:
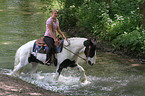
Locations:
69;37;86;47
67;38;87;53
57;38;87;64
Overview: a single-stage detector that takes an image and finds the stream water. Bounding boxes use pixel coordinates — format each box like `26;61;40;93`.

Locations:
1;0;145;96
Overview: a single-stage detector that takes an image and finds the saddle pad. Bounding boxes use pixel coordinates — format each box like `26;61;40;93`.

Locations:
33;39;64;54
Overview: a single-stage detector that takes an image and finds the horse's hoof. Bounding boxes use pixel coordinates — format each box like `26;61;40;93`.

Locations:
10;72;14;77
80;78;87;83
11;74;14;77
81;80;87;83
53;77;58;81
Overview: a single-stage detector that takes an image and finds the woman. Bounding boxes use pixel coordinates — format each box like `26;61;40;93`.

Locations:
44;9;66;65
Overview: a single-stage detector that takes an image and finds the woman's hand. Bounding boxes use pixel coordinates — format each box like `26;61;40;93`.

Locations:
54;39;60;47
63;35;66;40
54;39;59;43
57;26;67;40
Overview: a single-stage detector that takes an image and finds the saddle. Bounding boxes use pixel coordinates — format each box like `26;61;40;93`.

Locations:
33;37;64;54
36;37;47;48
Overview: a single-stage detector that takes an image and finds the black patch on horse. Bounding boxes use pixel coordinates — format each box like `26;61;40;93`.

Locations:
83;40;96;58
28;54;57;66
57;59;77;74
84;39;93;47
28;54;44;64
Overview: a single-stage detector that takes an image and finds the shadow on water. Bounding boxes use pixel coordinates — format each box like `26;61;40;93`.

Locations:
0;0;145;96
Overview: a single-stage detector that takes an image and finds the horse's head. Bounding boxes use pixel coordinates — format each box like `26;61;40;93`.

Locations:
84;39;96;66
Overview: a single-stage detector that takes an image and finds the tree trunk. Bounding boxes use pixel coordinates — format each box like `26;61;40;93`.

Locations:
139;2;145;29
143;2;145;29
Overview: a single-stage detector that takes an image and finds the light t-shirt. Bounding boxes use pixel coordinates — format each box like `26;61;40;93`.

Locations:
44;17;59;38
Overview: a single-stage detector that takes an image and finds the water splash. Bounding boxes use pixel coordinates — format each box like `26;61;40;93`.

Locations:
1;68;145;96
0;68;92;95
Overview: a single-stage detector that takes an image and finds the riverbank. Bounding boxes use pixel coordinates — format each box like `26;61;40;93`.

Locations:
0;74;66;96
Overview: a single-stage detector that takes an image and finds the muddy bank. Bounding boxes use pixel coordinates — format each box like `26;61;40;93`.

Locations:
0;74;66;96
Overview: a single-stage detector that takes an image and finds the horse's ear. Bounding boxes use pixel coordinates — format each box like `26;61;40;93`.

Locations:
91;38;97;45
83;40;88;46
84;39;92;46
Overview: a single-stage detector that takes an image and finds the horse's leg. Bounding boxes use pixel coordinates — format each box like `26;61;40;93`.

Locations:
30;62;38;75
54;66;63;81
11;62;27;76
54;59;73;81
11;55;30;76
54;64;87;83
54;72;60;81
11;63;21;76
18;67;25;74
76;64;87;83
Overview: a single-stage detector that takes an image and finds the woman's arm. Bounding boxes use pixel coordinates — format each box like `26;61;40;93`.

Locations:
57;25;66;39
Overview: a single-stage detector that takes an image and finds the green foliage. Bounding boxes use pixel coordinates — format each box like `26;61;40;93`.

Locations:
138;0;145;3
76;1;109;35
56;0;84;29
104;12;140;41
58;7;78;29
112;27;145;53
111;0;139;15
41;0;145;55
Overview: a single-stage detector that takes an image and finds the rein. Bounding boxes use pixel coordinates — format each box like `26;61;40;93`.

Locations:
63;39;91;62
63;46;87;61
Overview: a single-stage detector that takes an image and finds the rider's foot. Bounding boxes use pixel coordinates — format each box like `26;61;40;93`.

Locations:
45;59;51;66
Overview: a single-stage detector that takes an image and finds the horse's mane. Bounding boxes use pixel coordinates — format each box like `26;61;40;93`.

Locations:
63;37;87;47
68;37;87;41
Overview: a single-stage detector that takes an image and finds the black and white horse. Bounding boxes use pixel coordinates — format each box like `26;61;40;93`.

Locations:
11;37;96;83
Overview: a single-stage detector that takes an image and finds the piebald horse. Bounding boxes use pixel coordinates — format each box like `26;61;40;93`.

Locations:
11;37;96;82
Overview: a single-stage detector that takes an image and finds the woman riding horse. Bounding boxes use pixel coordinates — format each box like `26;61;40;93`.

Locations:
44;9;66;65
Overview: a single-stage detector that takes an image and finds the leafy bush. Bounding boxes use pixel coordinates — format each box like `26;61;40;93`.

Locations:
58;8;78;29
57;0;84;30
112;27;145;53
104;10;140;41
41;0;145;55
111;0;138;15
76;1;109;35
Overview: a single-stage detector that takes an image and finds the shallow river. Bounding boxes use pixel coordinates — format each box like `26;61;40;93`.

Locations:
1;0;145;96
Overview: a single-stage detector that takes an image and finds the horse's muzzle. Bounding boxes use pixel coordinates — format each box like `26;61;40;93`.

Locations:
88;61;94;66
